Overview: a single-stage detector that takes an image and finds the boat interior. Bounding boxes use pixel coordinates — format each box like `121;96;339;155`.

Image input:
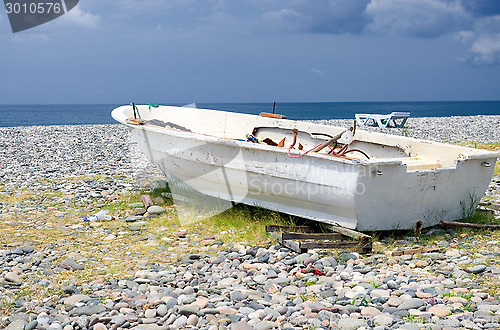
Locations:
117;104;495;172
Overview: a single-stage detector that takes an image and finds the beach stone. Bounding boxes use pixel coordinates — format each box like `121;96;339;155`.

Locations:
253;274;267;284
147;205;165;214
191;297;209;309
230;290;247;301
337;318;367;330
448;296;468;304
252;321;275;330
370;289;390;298
112;315;127;327
361;306;382;317
64;294;90;305
125;216;141;222
163;297;178;309
129;202;144;208
397;324;425;330
295;253;310;264
22;246;35;253
461;319;481;329
232;320;253;330
172;315;187;327
5;319;25;330
339;252;358;262
281;286;300;295
130;325;167;330
398;298;425;310
25;321;38;330
386;280;399;290
468;265;487;274
156;304;169;317
179;305;200;316
186;315;199;326
144;309;156;318
37;314;50;326
93;323;107;330
4;272;22;283
445;250;460;257
219;306;238;315
62;285;77;294
415;291;433;299
220;277;237;287
69;305;106;316
374;314;394;327
60;258;84;271
428;305;451;317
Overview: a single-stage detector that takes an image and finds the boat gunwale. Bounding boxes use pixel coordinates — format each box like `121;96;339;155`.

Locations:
113;105;500;167
127;122;371;166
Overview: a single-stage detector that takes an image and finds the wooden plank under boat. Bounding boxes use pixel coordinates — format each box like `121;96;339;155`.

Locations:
112;104;499;231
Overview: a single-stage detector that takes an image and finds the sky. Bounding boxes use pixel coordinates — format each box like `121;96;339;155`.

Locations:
1;0;500;104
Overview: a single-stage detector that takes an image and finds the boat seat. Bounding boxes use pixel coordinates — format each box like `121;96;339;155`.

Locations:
401;157;441;171
355;112;410;128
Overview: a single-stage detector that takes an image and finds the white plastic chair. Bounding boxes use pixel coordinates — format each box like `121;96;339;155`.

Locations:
355;112;410;128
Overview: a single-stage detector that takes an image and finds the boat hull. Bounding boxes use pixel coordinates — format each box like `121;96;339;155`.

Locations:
129;125;496;231
113;105;498;231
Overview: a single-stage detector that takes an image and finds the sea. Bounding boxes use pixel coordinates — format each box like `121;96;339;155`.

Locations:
0;101;499;127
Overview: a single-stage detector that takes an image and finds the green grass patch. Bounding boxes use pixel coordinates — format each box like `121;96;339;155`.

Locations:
461;208;500;226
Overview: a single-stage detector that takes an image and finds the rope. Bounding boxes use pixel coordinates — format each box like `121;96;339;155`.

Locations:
288;143;323;158
130;103;141;119
147;103;167;110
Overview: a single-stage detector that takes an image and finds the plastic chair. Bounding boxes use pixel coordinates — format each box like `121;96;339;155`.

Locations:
355;112;410;128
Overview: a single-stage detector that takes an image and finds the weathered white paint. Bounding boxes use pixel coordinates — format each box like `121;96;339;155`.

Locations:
112;104;499;231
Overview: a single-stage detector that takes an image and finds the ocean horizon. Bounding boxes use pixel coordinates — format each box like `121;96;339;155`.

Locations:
0;101;499;127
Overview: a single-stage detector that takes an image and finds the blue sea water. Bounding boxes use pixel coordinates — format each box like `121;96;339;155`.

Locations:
0;101;499;127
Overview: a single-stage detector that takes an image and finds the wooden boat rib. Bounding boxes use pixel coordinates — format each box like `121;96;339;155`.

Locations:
112;104;499;231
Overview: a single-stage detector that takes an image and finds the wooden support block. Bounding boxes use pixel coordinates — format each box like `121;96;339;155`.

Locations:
265;225;319;233
267;225;372;254
391;247;440;256
281;232;344;240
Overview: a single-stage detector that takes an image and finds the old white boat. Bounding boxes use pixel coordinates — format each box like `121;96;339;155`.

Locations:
112;104;498;231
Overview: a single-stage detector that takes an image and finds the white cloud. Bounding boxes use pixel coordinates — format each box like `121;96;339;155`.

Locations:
455;30;475;43
58;6;100;29
454;15;500;65
469;34;500;65
311;68;325;75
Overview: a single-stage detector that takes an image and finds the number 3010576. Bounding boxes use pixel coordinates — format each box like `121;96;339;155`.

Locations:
5;2;62;14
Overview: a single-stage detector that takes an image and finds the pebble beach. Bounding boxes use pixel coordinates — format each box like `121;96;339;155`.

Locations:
1;115;500;330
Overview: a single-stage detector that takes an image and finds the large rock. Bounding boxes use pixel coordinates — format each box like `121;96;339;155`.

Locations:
4;272;22;284
398;298;425;310
60;258;84;271
147;205;165;214
468;265;487;274
5;320;26;330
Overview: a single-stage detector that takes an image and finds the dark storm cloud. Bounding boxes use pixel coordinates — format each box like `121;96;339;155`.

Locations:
460;0;500;16
262;0;372;35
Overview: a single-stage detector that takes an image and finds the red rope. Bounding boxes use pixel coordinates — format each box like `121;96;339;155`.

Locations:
288;143;323;158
